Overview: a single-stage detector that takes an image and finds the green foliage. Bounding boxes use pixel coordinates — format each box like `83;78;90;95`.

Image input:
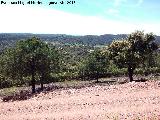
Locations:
135;67;160;75
0;31;160;91
80;49;109;81
0;37;60;92
154;52;160;68
108;31;158;81
107;62;127;76
108;40;131;68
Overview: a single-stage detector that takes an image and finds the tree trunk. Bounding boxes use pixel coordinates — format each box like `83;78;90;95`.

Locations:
128;65;133;82
40;80;43;91
40;73;44;91
31;71;35;93
96;71;99;83
31;58;36;94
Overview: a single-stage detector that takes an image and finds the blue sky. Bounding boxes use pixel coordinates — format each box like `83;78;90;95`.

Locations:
0;0;159;35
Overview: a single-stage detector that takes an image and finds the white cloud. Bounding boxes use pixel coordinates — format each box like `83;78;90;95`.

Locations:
114;0;143;7
114;0;127;7
108;8;119;15
0;6;159;35
136;0;143;6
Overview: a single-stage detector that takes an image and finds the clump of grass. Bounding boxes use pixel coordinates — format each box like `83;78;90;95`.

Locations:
0;86;18;97
53;80;92;89
0;86;32;102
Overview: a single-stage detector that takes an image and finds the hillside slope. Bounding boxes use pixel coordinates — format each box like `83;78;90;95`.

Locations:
0;33;159;48
1;81;160;120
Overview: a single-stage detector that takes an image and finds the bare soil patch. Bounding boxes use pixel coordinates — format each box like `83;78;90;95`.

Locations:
1;80;160;120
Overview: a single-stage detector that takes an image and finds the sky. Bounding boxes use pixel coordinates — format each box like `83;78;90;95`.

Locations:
0;0;160;35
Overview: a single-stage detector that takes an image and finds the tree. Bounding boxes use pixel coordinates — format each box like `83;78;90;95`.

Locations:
82;49;108;82
0;46;25;85
0;37;60;93
108;31;158;82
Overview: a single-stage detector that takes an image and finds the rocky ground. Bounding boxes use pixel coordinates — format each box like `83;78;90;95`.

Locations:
1;80;160;120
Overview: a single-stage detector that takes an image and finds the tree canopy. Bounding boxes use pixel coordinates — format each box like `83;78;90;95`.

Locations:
81;49;109;82
0;37;60;93
108;31;158;82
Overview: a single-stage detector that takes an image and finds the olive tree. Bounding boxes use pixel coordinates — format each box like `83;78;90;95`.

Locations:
108;31;158;82
0;37;60;93
82;49;108;82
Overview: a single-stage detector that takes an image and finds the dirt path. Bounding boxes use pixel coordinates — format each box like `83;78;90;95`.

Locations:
1;81;160;120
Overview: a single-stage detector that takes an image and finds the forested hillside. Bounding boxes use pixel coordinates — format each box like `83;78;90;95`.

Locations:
0;33;160;50
0;31;160;93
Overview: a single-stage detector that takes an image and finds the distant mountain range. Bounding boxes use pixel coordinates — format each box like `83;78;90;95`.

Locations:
0;33;159;49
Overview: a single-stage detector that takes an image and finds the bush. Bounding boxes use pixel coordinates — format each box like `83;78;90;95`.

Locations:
135;68;144;75
145;67;160;75
107;63;127;76
0;75;13;89
135;67;160;75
